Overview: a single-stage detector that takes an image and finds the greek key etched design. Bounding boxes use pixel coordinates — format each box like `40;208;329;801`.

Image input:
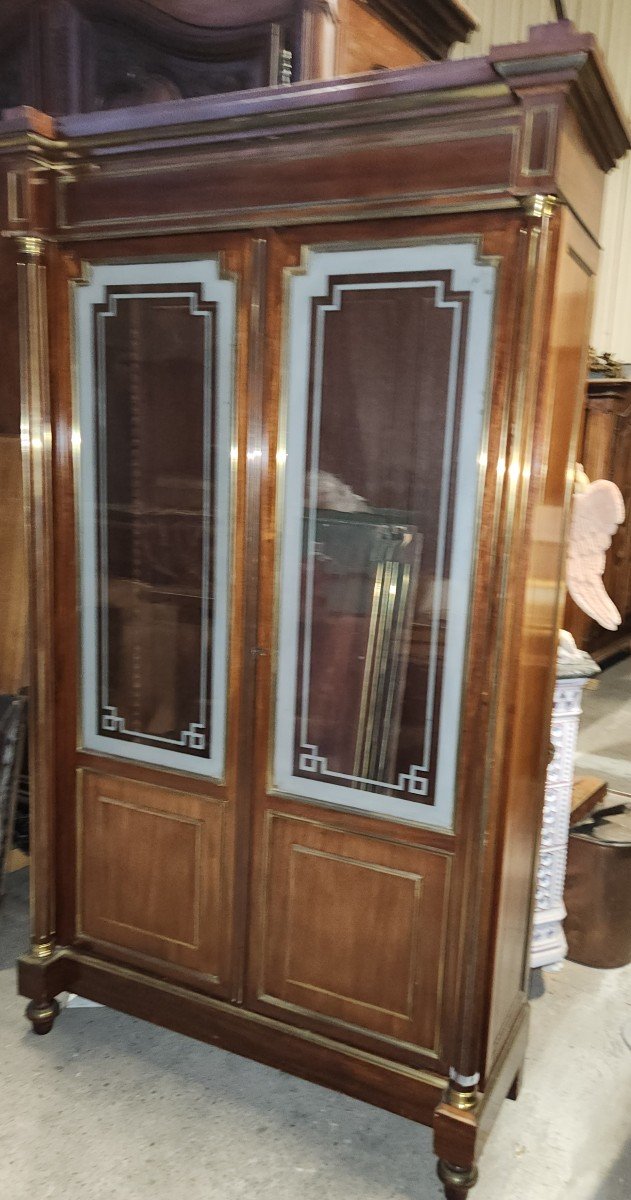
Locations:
76;259;235;779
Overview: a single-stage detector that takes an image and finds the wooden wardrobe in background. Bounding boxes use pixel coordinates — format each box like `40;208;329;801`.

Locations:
565;375;631;662
0;0;476;114
5;18;629;1200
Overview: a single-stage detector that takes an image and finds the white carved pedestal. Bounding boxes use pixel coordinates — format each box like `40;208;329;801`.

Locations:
531;656;598;970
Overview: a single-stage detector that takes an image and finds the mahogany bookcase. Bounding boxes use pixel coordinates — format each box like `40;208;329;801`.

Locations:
5;19;628;1199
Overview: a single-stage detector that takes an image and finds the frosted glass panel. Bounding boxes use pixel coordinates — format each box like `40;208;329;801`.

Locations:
76;260;235;778
274;241;496;829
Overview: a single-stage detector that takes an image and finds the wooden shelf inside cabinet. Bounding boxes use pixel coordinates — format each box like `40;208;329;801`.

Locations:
5;19;629;1200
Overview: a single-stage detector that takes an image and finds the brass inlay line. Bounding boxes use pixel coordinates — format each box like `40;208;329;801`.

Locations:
59;117;519;182
282;843;430;1032
57;182;517;234
56;195;521;243
77;933;221;985
256;992;440;1060
59;945;448;1085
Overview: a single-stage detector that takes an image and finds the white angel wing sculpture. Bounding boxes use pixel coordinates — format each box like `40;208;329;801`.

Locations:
566;471;625;630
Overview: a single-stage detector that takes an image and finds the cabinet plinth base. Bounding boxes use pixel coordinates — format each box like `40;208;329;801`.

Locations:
26;997;60;1035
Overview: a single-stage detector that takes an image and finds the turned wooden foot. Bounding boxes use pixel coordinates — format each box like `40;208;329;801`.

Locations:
26;998;60;1035
437;1159;478;1200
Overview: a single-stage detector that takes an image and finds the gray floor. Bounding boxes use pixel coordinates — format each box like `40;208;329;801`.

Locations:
576;655;631;796
1;869;630;1200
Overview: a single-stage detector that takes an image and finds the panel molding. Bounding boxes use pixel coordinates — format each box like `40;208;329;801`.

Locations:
273;238;498;829
77;770;226;980
74;257;236;778
255;809;452;1056
86;794;203;949
285;844;424;1019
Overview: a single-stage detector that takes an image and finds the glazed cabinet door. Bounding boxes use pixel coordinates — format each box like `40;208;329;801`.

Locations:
53;234;259;999
247;225;499;1065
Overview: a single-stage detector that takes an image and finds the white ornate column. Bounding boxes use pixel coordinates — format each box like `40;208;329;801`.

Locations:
531;642;599;970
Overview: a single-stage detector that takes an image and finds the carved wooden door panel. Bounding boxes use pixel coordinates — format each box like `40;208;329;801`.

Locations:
56;233;260;999
246;224;498;1065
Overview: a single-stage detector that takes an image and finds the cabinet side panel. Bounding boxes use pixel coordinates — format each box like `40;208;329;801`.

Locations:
336;0;425;75
486;210;596;1070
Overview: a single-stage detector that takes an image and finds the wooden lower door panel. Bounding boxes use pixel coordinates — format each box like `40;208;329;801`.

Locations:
78;770;227;983
250;810;451;1056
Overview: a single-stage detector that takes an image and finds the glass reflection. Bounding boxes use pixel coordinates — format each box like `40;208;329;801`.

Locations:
274;242;497;827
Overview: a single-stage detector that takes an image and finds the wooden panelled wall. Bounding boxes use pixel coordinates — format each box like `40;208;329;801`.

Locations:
453;0;631;360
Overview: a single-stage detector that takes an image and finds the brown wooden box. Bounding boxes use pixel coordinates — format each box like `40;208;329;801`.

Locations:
565;809;631;969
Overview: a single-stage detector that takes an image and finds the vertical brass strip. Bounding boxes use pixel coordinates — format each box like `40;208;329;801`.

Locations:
368;560;397;781
17;237;56;958
353;561;383;783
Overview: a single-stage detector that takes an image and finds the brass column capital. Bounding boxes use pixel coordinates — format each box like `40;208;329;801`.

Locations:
521;193;559;220
31;938;55;959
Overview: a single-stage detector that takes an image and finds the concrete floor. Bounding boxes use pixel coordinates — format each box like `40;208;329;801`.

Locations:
1;869;630;1200
576;655;631;796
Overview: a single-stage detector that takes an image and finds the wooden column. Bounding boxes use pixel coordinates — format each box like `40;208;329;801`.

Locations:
17;233;56;960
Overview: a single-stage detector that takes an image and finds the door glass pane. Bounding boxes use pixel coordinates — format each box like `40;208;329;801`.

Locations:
76;260;235;778
274;241;496;828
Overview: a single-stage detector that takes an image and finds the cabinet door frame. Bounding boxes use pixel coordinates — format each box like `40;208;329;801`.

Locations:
246;215;517;1071
50;231;264;999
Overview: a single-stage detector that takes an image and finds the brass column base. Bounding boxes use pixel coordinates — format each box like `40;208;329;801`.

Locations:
26;997;60;1036
437;1159;479;1200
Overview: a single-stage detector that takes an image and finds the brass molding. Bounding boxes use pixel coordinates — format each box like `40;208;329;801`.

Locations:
521;193;558;219
437;1160;479;1193
446;1082;479;1111
31;939;55;959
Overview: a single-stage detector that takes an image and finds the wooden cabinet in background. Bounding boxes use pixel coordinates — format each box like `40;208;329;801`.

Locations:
0;0;476;116
565;378;631;661
7;20;628;1200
